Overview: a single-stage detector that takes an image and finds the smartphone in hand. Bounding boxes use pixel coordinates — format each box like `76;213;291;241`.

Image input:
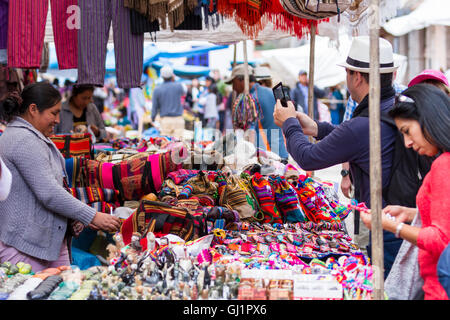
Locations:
272;82;291;107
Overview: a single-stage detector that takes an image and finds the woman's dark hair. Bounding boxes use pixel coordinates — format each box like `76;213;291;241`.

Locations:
389;83;450;152
70;83;95;99
0;81;62;123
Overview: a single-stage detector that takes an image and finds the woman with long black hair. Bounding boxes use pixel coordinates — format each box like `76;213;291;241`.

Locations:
360;83;450;300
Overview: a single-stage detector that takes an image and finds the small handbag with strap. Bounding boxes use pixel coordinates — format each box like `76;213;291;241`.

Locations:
219;175;256;221
50;133;94;159
121;199;208;245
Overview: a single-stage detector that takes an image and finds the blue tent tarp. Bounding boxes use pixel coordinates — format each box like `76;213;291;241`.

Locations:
47;44;228;72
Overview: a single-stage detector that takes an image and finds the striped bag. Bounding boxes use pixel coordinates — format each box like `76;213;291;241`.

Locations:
218;175;256;220
84;151;182;201
50;133;93;159
67;187;121;214
120;200;207;245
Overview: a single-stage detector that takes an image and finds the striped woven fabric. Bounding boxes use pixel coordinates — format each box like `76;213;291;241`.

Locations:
68;187;120;205
89;201;117;214
218;175;256;220
83;151;182;201
251;173;283;224
64;156;87;188
120;199;206;245
50;133;93;159
270;176;307;223
166;169;199;185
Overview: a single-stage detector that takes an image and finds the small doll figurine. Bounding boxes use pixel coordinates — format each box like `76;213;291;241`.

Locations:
113;233;125;251
130;232;143;253
146;232;156;252
106;243;120;263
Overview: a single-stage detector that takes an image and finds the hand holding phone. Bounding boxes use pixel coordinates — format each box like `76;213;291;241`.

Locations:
272;82;291;107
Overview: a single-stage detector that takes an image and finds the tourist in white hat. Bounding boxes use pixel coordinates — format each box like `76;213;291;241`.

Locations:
273;36;413;279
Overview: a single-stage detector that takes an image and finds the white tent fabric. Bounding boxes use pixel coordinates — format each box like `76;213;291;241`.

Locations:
317;0;402;40
382;0;450;36
259;34;408;89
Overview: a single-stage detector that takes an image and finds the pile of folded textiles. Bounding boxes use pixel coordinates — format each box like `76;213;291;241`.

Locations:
35;134;375;300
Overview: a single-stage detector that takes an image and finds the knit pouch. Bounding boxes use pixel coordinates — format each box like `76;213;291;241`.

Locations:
250;172;282;224
178;171;218;200
270;176;307;223
219;175;256;220
294;182;335;223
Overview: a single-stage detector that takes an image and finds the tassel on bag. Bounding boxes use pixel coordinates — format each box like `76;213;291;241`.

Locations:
231;93;260;131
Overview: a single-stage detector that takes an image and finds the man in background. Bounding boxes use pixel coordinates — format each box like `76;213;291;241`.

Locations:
152;66;186;140
290;70;327;120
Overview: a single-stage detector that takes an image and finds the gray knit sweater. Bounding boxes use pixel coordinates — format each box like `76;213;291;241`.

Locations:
0;117;96;261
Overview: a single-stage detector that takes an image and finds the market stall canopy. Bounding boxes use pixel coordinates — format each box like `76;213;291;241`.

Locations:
259;33;408;89
382;0;450;36
144;44;229;65
46;43;228;71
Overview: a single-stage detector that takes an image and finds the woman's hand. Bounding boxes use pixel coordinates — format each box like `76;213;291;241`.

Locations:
382;205;417;223
359;209;394;231
90;212;121;232
90;124;100;137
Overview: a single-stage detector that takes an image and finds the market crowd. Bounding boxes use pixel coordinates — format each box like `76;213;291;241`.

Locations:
0;36;449;300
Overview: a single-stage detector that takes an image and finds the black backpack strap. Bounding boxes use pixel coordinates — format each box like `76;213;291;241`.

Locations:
354;109;396;201
351;162;364;235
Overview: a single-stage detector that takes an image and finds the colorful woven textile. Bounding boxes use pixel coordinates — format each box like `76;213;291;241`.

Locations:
270;176;307;223
294;177;341;223
50;133;93;159
120;199;207;245
68;187;120;205
218;175;256;220
64;156;87;188
250;172;282;224
166;169;200;185
84;151;181;201
231;93;260;131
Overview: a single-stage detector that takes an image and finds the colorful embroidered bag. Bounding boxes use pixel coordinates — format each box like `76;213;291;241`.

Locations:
50;133;93;159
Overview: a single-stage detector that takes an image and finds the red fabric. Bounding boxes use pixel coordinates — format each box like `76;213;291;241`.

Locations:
215;0;321;39
8;0;77;69
416;152;450;300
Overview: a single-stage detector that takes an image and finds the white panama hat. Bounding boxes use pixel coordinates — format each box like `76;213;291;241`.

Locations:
337;36;398;74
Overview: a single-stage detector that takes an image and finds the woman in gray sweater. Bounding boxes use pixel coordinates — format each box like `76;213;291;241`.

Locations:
0;82;120;272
